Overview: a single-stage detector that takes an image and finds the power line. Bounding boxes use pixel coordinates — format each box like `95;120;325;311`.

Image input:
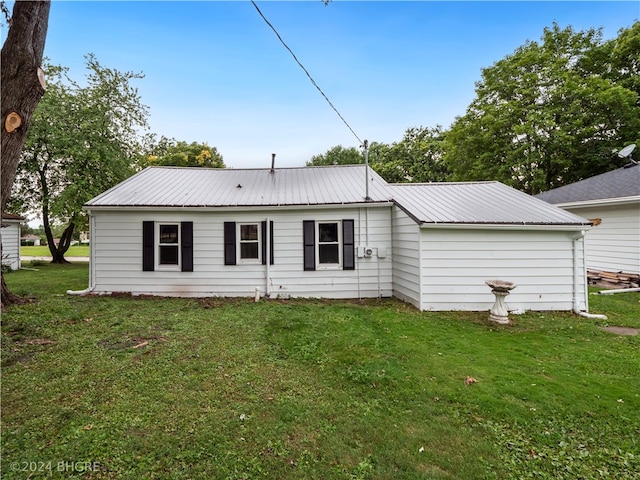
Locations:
250;0;363;146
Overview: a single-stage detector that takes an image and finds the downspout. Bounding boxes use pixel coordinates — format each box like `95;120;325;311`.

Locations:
265;217;270;298
67;212;96;296
572;230;607;319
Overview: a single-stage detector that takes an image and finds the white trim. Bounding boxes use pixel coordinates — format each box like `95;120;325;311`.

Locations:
553;196;640;208
237;222;262;264
418;223;590;231
156;222;181;271
315;220;342;270
84;202;392;214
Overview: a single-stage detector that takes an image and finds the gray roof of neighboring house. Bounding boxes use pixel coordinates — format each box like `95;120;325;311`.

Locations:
85;165;589;227
389;182;591;226
85;165;393;208
535;164;640;205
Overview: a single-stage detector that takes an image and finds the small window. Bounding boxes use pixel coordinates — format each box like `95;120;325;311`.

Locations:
317;221;341;267
158;223;180;267
142;221;192;272
239;223;260;262
224;221;274;266
303;219;354;271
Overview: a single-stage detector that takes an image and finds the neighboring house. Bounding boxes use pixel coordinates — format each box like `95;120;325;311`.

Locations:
536;164;640;276
83;165;592;312
21;234;41;246
1;212;24;270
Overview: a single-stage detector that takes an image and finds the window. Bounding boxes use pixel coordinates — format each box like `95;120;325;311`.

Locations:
239;223;260;263
317;222;340;266
224;221;274;266
142;221;193;272
303;219;354;271
159;224;180;266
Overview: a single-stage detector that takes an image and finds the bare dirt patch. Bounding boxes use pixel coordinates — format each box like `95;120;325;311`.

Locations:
601;326;640;336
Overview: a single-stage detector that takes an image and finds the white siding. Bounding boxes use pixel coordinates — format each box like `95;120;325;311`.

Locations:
419;228;586;312
1;222;21;270
90;206;393;299
564;203;640;275
391;207;421;309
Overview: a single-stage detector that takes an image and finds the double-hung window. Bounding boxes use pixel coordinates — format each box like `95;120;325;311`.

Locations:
317;222;341;266
238;223;261;263
224;221;274;266
142;221;193;272
158;224;180;266
303;219;354;271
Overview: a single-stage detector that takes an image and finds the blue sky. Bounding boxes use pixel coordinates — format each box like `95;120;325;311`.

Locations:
3;1;639;169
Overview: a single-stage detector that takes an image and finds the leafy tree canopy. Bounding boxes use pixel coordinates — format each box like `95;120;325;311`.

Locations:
146;137;225;168
306;145;363;166
11;55;149;262
370;126;450;183
445;23;640;194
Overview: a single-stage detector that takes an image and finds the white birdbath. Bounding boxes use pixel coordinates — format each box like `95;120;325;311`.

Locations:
485;279;517;324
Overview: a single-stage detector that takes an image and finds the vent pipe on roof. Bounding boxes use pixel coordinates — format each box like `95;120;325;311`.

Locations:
363;140;372;202
271;153;276;173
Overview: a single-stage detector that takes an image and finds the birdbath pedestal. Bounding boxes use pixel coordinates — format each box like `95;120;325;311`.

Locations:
485;279;517;324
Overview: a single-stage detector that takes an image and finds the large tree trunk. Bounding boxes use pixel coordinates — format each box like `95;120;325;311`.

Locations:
1;0;51;310
51;222;74;264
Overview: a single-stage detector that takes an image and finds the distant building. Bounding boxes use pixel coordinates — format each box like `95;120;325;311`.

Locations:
1;213;24;270
536;164;640;276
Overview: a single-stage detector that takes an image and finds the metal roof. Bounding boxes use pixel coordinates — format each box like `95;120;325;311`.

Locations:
85;165;393;208
535;164;640;205
389;181;591;226
85;165;589;227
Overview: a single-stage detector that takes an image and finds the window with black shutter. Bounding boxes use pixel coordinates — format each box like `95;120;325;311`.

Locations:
303;219;354;271
142;221;193;272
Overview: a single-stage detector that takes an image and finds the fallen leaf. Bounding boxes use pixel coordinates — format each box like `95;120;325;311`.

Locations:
464;376;478;385
132;341;149;349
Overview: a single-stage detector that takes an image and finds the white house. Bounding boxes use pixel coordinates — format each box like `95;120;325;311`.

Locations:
83;165;593;312
1;212;24;271
536;163;640;276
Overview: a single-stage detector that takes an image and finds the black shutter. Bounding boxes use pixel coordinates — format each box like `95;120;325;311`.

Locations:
142;221;154;271
181;221;193;272
224;222;236;265
343;219;355;270
261;221;275;265
303;220;315;271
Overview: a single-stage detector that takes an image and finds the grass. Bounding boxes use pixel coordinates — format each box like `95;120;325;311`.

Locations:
20;245;90;258
2;264;639;479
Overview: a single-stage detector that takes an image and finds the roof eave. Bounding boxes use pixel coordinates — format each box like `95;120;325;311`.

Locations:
418;222;592;231
552;195;640;209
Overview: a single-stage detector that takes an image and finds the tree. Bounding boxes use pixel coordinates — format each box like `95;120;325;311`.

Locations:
306;145;363;166
146;137;225;168
1;0;50;309
371;126;450;183
11;56;149;263
580;21;640;147
445;23;640;194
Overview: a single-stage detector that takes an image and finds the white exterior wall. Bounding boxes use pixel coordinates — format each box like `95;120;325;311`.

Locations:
419;228;586;311
564;202;640;275
90;206;393;299
391;206;421;309
1;222;21;270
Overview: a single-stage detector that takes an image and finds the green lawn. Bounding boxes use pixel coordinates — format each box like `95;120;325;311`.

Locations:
2;264;639;479
20;245;90;258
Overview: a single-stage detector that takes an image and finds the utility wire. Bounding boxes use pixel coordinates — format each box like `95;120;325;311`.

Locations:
250;0;363;146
